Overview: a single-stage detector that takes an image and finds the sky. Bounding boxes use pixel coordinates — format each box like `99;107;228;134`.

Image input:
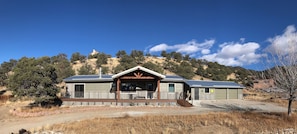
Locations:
0;0;297;70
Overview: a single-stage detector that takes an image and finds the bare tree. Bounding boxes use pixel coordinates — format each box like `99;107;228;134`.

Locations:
263;42;297;116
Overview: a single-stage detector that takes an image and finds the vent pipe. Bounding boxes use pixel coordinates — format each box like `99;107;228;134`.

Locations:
99;67;102;79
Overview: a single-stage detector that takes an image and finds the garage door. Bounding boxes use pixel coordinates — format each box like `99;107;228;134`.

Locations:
215;89;227;99
229;89;238;99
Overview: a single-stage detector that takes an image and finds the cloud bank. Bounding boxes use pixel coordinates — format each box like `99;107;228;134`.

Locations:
149;40;215;55
149;39;262;66
201;42;262;66
266;25;297;55
148;25;296;67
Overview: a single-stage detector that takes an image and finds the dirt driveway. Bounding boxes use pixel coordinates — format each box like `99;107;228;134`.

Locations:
0;100;287;134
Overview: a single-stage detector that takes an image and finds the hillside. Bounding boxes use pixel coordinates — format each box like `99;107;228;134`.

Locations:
71;56;238;81
0;50;255;88
72;57;168;74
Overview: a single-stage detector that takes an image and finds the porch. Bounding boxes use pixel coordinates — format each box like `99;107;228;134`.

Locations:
64;90;183;100
61;90;193;106
61;97;178;106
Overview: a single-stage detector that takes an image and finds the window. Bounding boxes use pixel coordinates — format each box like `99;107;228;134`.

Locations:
205;88;210;93
75;84;84;98
169;84;175;92
121;83;136;91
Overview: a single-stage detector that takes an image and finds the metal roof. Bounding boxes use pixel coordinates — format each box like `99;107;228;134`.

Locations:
185;80;245;88
63;74;184;82
162;75;184;82
63;75;113;82
64;75;244;88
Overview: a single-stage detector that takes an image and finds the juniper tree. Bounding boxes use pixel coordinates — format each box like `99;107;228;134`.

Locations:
8;57;60;106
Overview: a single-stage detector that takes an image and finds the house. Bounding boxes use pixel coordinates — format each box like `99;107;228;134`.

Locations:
63;66;244;106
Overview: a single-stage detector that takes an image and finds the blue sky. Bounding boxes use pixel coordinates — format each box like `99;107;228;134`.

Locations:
0;0;297;70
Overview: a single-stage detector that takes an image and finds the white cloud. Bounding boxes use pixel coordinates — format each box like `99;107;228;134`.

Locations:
266;25;297;55
201;42;263;66
240;38;245;43
149;43;168;52
201;49;210;54
149;39;215;54
149;39;263;67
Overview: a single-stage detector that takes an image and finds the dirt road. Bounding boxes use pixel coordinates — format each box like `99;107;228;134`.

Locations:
0;100;287;134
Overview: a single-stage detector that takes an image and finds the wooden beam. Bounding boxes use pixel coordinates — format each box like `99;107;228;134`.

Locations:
157;79;160;100
117;78;120;100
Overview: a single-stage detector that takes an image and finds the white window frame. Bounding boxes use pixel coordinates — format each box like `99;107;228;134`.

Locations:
74;83;85;98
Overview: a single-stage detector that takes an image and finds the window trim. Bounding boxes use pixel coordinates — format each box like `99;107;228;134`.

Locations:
168;83;175;93
74;84;85;98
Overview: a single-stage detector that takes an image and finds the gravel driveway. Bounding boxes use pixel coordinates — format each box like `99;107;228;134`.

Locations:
199;100;287;112
0;100;287;133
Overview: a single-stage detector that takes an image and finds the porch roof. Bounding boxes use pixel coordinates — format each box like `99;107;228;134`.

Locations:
185;80;245;88
111;66;166;79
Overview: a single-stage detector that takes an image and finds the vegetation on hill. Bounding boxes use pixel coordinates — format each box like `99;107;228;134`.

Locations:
0;50;257;106
0;50;256;86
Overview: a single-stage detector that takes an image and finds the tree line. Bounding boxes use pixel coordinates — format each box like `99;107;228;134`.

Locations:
0;50;254;107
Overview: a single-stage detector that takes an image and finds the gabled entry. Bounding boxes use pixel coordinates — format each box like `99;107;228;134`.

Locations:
112;66;165;100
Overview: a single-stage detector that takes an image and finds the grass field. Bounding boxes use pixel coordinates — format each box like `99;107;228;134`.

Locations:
3;88;297;133
39;111;297;134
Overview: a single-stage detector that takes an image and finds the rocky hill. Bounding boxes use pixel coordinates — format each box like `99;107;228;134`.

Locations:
72;56;238;81
0;50;256;88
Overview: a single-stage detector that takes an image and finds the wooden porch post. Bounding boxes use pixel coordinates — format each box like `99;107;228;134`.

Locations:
157;79;160;99
117;78;120;100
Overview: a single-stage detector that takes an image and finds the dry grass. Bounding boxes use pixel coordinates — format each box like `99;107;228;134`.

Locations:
40;111;297;134
0;95;12;104
244;89;297;112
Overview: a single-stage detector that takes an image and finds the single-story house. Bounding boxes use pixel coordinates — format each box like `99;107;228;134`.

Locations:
63;66;244;106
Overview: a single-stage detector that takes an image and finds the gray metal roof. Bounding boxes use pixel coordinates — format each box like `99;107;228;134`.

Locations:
185;80;245;88
64;75;244;88
63;75;185;82
63;75;113;82
162;75;185;82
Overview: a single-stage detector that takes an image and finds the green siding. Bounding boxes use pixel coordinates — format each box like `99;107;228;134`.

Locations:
215;88;227;99
199;88;215;100
194;88;199;100
85;83;111;93
175;83;183;92
160;83;184;93
160;83;168;92
229;89;238;99
238;89;243;99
